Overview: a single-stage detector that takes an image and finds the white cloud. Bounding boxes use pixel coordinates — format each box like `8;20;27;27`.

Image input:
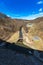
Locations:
37;1;43;4
39;8;42;12
14;12;43;20
7;15;10;17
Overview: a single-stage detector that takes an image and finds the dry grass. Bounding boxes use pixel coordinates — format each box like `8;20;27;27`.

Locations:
7;31;19;43
27;22;43;51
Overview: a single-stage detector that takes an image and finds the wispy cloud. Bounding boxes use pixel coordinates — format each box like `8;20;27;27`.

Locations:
39;8;43;12
37;1;43;4
13;12;43;20
7;15;10;17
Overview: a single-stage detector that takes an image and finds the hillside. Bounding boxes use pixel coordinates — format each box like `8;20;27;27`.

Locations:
0;13;26;41
15;17;43;51
0;13;43;41
28;17;43;39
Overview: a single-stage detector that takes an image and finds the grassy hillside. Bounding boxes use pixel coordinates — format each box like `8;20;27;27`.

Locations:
28;17;43;40
0;13;26;41
0;13;43;46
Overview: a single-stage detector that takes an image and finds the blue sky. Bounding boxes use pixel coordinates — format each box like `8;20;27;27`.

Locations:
0;0;43;20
